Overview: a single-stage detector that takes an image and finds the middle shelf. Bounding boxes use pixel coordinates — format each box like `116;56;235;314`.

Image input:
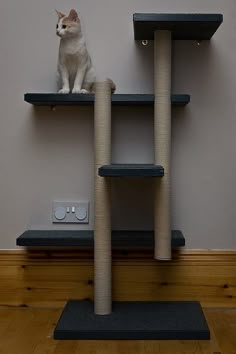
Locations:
98;164;164;177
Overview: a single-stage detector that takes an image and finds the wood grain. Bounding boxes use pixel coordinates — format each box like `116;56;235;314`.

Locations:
0;307;235;353
0;249;235;307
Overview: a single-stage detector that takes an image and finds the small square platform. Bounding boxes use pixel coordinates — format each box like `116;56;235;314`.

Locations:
133;13;223;40
54;300;210;340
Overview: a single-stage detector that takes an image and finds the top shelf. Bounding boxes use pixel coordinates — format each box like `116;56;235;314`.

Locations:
133;13;223;40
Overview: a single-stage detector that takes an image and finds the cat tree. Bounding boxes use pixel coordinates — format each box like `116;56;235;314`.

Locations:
18;13;223;340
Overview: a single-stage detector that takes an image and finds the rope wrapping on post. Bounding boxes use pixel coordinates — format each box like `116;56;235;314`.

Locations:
154;30;172;260
94;80;112;315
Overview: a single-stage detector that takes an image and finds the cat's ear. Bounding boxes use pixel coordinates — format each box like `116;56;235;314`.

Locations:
68;9;79;22
55;10;65;19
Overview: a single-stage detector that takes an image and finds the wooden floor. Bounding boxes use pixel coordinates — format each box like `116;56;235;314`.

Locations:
0;307;235;354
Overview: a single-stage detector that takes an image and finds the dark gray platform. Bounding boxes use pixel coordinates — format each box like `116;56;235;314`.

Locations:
99;164;164;177
54;300;210;340
24;93;190;106
16;230;185;248
133;13;223;40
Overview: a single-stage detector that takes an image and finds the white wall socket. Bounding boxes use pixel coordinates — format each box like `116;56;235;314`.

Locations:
52;201;89;224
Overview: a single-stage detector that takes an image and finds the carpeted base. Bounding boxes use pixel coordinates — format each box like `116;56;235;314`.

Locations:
54;300;210;340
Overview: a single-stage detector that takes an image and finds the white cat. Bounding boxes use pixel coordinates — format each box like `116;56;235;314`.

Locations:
56;9;95;94
56;9;115;94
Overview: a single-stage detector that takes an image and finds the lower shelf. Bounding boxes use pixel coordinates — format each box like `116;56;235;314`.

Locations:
54;300;210;340
16;230;185;248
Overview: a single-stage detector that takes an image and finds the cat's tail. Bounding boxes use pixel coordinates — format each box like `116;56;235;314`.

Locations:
106;78;116;94
91;78;116;94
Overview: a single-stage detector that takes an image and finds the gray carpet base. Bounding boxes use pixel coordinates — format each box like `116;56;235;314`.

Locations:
54;300;210;340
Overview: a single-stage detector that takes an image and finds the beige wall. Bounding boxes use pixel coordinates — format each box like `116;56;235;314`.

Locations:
0;0;235;249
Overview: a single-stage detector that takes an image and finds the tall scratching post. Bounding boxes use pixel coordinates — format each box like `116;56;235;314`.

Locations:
154;30;172;260
94;80;112;315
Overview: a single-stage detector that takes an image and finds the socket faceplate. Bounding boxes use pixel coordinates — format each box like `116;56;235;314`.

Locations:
52;201;89;224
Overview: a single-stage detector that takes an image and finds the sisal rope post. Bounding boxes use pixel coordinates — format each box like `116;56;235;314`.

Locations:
94;80;112;315
154;30;172;260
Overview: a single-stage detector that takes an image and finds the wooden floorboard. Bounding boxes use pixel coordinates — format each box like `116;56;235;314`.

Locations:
0;307;234;353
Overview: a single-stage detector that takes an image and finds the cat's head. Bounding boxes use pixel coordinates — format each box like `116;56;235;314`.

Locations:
56;9;81;38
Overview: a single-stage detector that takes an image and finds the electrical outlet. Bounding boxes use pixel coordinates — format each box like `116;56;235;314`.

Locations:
52;201;89;224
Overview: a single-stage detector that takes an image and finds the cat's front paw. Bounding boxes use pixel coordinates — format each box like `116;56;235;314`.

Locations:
72;88;89;94
58;88;70;94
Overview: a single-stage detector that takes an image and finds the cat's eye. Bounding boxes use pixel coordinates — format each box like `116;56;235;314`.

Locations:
56;24;58;29
62;25;67;29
